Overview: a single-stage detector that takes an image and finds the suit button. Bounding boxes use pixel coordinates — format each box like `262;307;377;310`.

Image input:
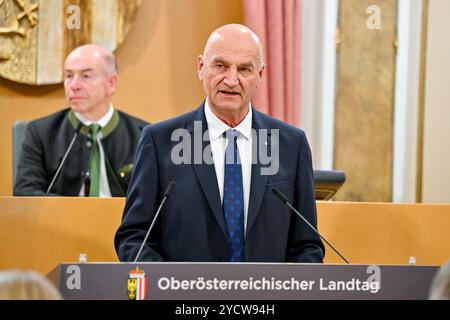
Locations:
86;141;92;148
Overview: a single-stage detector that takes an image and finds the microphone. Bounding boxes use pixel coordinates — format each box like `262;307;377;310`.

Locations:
272;187;350;264
46;123;82;195
134;181;176;262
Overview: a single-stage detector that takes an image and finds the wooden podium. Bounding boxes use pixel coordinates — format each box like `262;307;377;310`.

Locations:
48;262;438;300
1;197;450;275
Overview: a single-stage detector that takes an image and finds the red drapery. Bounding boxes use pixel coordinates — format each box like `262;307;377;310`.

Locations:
244;0;302;126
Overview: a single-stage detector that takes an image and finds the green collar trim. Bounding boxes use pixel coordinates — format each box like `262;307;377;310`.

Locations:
68;109;119;139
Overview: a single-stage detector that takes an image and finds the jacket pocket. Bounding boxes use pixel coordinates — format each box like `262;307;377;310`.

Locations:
266;180;293;192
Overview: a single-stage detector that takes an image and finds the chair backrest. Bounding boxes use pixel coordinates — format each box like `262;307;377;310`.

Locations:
12;121;29;186
314;170;346;201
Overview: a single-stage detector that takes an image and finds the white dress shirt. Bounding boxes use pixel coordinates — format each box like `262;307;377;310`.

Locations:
76;105;114;197
204;99;253;234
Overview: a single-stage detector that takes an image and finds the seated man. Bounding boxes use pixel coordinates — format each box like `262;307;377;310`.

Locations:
14;44;148;197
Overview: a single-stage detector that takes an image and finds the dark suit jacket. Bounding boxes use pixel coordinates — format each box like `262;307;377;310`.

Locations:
14;108;148;197
115;103;325;262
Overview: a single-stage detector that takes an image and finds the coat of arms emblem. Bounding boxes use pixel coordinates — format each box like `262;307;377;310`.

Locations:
127;267;148;300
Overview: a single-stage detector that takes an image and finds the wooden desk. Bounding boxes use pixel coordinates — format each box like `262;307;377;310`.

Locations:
317;201;450;265
0;197;123;274
1;197;449;274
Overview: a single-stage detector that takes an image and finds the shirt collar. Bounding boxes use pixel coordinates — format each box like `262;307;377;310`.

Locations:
75;104;114;128
204;98;252;141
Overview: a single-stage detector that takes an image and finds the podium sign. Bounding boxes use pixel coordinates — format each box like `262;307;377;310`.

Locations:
48;263;438;300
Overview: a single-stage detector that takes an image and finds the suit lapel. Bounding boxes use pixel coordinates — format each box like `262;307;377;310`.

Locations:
188;104;228;238
186;105;272;238
246;109;270;236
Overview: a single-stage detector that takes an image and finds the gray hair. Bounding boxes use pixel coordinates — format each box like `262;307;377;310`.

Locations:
0;270;63;300
103;51;118;76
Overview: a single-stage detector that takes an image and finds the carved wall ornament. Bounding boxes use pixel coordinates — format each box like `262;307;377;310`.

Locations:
0;0;141;85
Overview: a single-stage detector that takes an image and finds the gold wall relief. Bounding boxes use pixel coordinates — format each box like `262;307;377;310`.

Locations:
0;0;141;85
0;0;38;83
0;0;38;36
334;0;398;201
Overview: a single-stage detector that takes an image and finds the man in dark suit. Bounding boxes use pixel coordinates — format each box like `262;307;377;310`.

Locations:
14;45;148;197
115;24;324;262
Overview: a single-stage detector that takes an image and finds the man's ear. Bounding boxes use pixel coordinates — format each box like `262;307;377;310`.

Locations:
197;55;204;81
107;74;118;95
258;64;265;80
255;65;265;88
